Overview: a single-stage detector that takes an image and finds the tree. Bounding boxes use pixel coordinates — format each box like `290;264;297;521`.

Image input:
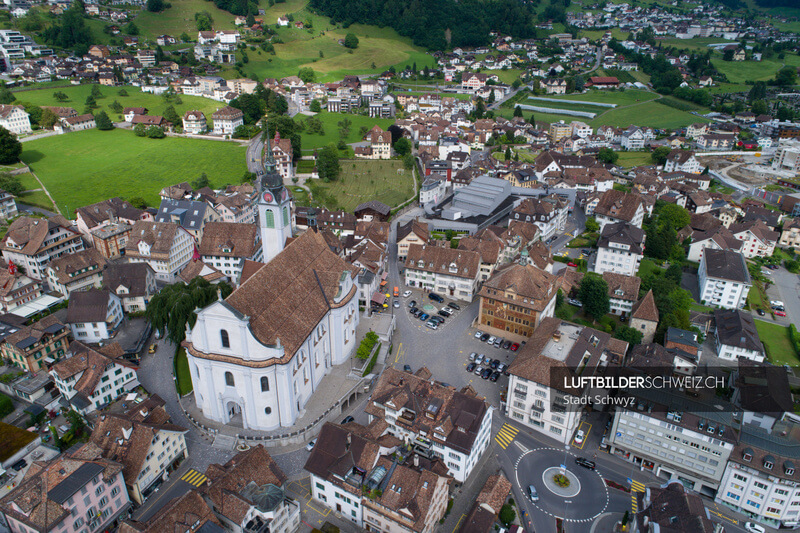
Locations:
597;147;618;165
42;1;92;53
90;84;103;99
298;67;316;83
651;146;671;165
499;504;516;527
230;93;264;125
659;203;690;230
722;49;734;61
134;123;147;137
53;91;69;102
95;110;114;130
574;75;585;92
193;172;211;189
129;197;147;209
195;11;214;31
487;90;495;104
145;125;165;138
162;105;180;126
0;84;14;105
123;21;139;35
309;99;321;112
146;278;234;344
246;12;256;26
393;137;411;157
585;217;599;233
85;95;97;109
504;146;512;161
0;173;23;195
513;105;523;117
614;324;643;345
317;143;341;182
512;78;522;89
748;81;766;102
775;66;797;87
180;32;191;42
109;100;123;113
751;99;768;115
40;108;59;129
578;274;610;321
343;33;359;49
0;127;21;164
146;0;165;11
118;88;128;97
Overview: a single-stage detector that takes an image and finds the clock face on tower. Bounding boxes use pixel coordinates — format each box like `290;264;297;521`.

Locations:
281;188;288;201
263;192;273;203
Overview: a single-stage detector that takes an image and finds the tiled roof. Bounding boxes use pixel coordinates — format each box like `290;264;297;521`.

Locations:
594;190;644;223
631;289;659;323
66;288;114;324
103;263;155;299
637;482;716;533
211;106;243;120
125;221;184;259
47;248;106;285
701;248;750;283
476;474;512;514
602;272;640;302
405;244;480;280
198;222;258;258
179;260;226;284
397;219;429;243
119;490;222;533
597;222;645;255
3;314;66;352
76;197;146;230
714;309;763;353
1;216;78;257
51;341;134;401
478;263;558;312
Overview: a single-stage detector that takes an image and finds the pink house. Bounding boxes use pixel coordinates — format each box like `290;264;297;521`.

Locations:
0;443;132;532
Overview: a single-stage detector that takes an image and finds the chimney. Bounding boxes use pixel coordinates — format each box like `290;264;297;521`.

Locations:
346;433;351;449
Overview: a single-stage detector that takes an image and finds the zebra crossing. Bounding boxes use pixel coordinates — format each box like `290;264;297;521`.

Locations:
494;424;519;449
180;469;208;487
631;480;645;513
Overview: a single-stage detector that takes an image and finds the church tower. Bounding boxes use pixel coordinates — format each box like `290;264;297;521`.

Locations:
257;129;292;264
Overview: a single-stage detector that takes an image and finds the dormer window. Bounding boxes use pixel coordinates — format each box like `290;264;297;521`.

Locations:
765;460;774;470
743;452;752;462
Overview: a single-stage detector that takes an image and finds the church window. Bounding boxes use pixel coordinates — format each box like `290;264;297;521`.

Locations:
283;206;289;226
220;329;230;348
264;210;274;228
265;407;272;415
225;372;234;387
261;376;269;392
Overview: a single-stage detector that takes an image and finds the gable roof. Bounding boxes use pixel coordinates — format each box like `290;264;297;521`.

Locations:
478;263;558;312
125;221;185;259
47;248;106;286
103;263;155;298
76;197;146;230
701;248;750;283
198;222;258;258
1;216;78;257
594;189;644;223
405;244;480;280
66;289;115;324
631;289;659;323
714;309;763;353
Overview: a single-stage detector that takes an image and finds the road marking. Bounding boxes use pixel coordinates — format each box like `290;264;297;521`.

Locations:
180;469;208;487
514;440;529;453
451;513;466;533
630;479;645;513
394;342;403;364
494;423;519;449
631;480;645;492
573;420;592;449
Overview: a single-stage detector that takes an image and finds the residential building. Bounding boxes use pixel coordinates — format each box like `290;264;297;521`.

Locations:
364;125;391;159
211;106;244;135
125;221;194;283
117;491;222;532
665;327;702;360
458;475;512;533
698;249;751;309
663;150;701;174
477;262;559;339
543;78;567;94
397;219;429;262
696;134;736;151
76;197;149;237
366;367;493;482
102;263;158;313
60;114;96;131
549;121;572;142
0;314;68;372
714;309;765;362
686;123;709;139
91;222;132;260
779;218;800;250
506;318;628;444
0;443;132;533
271;131;294;180
155;198;218;241
603;272;640;316
0;216;85;279
772;140;800;173
462;72;488;91
50;341;138;414
0;104;31;134
182;110;207;134
403;244;481;301
185;229;359;431
0;268;42;313
730;220;779;259
629;289;659;343
45;248;106;297
593;190;646;230
90;396;188;504
687;226;743;262
634;481;721;533
66;289;124;343
457;229;504;281
510;196;568;241
198;221;262;285
0;188;17;219
594;222;646;277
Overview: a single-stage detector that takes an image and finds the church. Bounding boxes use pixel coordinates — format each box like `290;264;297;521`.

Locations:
183;137;361;430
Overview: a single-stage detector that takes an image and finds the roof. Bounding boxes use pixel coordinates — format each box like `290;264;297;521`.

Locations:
478;263;558;312
666;149;696;164
594;190;644;223
238;259;264;285
154;198;211;232
475;474;512;514
597;222;645;255
637;481;716;533
602;272;640;302
1;216;79;257
354;200;391;216
0;269;40;299
66;288;115;324
730;219;780;245
47;248;106;286
211;106;243;120
735;359;793;415
125;221;185;259
404;244;481;280
3;314;66;353
198;222;258;258
631;289;659;323
714;309;763;353
119;490;223;533
701;248;750;283
458;229;503;265
397;219;429;243
50;341;135;401
103;262;155;299
0;104;24;119
179;260;226;284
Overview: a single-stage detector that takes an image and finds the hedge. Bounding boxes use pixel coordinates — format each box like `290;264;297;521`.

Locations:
363;344;380;375
356;331;379;360
0;393;13;419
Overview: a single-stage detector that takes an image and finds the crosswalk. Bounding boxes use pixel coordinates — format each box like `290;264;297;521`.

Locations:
180;469;208;487
631;480;645;513
495;424;519;449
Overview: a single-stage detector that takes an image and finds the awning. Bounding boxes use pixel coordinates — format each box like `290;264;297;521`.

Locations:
381;272;388;281
11;295;64;318
371;292;386;305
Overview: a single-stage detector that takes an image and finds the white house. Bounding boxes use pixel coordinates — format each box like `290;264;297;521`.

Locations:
663;150;701;174
699;248;751;309
182;110;207;134
66;289;124;344
124;221;193;283
687;226;743;263
0;216;85;280
593;189;645;230
730;220;779;259
211;106;244;135
102;262;158;313
714;309;765;362
198;221;262;285
403;244;481;301
0;104;31;135
594;222;645;277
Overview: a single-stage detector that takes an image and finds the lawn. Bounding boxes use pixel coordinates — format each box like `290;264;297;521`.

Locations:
174;347;193;396
297;112;395;151
13;84;225;124
615;151;653;168
710;57;791;83
656;37;737;52
754;320;800;367
536;89;658;106
20;129;248;215
290;185;310;205
589;100;709;129
132;0;239;40
495;107;572;125
0;421;37;462
637;258;664;279
307;159;414;211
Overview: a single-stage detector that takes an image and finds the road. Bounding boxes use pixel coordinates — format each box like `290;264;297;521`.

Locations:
246;131;264;174
766;266;800;329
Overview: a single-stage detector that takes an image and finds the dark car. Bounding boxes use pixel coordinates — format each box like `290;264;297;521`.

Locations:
757;309;766;316
490;359;500;370
11;459;27;471
430;316;445;324
480;333;491;342
429;293;444;303
502;340;512;350
419;313;430;321
490;371;500;382
481;368;492;379
466;362;477;372
341;416;355;424
408;300;417;308
403;364;412;373
448;302;461;310
438;310;451;317
575;457;596;470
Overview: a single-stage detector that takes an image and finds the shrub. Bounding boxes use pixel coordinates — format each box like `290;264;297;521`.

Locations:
356;331;379;359
499;504;516;526
0;392;13;418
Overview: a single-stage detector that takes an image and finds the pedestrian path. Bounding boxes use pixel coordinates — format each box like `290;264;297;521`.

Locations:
180;469;208;487
495;423;519;449
631;480;645;513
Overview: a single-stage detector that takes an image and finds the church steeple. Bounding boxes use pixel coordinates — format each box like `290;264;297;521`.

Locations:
257;124;292;264
260;125;284;195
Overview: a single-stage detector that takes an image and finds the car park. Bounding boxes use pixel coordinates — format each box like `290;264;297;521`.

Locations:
575;457;596;469
466;362;477;372
342;416;355;424
481;368;492;379
448;302;460;310
502;340;511;350
493;337;503;348
419;313;429;321
403;365;412;373
490;371;500;382
475;354;485;364
527;485;539;502
510;343;519;351
438;309;451;317
469;352;478;362
403;290;412;297
429;293;444;303
409;300;417;308
474;365;484;375
306;439;317;452
490;359;500;370
474;330;484;338
430;316;445;324
480;333;491;342
426;321;438;330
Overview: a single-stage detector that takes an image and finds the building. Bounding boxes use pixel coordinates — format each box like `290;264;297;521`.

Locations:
0;443;132;533
603;272;640;316
477;262;559;339
634;481;721;533
549;121;572;142
543;78;567;94
90;396;188;504
91;222;132;260
45;248;106;297
198;221;262;285
698;249;751;309
256;146;293;264
506;318;627;444
155;198;218;241
0;314;68;372
663;150;701;174
779;218;800;250
687;226;743;263
117;491;222;532
366;367;493;482
0;268;42;313
772;141;800;173
123;107;148;122
510;196;568;241
593;190;646;230
125;221;194;283
586;76;619;88
594;222;646;277
354;201;391;222
61;113;96;131
1;216;85;280
184;229;359;430
0;188;17;219
403;244;481;301
458;475;512;533
397;219;429;262
364;125;392;159
66;289;124;343
76;197;149;237
730;220;779;258
270;131;293;180
0;104;31;134
182;110;207;134
51;341;138;414
102;263;158;313
629;289;659;343
211;106;244;135
714;309;765;362
457;229;503;281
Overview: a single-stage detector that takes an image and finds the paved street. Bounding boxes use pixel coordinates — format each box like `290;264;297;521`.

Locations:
765;266;800;328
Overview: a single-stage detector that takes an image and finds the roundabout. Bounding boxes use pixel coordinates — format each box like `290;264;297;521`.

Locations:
515;447;609;523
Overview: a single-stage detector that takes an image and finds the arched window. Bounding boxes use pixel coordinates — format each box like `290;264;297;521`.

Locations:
282;206;289;226
220;329;230;348
264;210;274;228
261;376;269;392
225;372;234;387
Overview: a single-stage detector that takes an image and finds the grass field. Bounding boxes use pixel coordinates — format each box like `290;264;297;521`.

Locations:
637;258;664;279
656;37;737;52
132;0;240;40
0;421;37;462
589;100;709;129
174;347;193;396
13;84;224;124
754;320;800;367
307;159;413;211
297;112;395;151
710;57;794;83
495;107;574;125
537;89;658;106
20;129;248;214
615;151;653;168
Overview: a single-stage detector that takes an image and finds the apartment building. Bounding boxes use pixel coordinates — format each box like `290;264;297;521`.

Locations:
0;216;85;280
699;249;751;309
198;221;262;285
510;196;568;241
403;244;481;301
0;268;42;314
730;220;779;259
125;221;194;283
594;222;646;277
102;263;158;313
0;314;68;372
593;189;646;230
45;248;106;297
66;289;124;344
603;272;640;316
714;309;765;362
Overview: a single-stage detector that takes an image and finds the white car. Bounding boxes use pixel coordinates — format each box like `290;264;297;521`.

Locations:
474;331;484;338
306;439;317;452
403;290;412;298
574;430;586;445
744;522;766;533
487;336;497;344
393;300;400;308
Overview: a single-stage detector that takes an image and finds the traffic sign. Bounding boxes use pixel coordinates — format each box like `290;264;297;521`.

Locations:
627;477;632;484
617;432;622;437
560;464;567;470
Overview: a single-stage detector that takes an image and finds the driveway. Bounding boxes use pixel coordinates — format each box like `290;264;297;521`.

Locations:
765;267;800;328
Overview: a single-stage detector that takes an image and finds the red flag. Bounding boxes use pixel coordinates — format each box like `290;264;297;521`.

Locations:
192;244;201;262
8;260;15;275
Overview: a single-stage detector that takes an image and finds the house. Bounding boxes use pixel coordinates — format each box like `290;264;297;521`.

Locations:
0;189;17;219
549;121;572;142
46;248;106;297
594;222;646;277
510;196;568;241
663;150;701;174
155;198;218;241
714;309;764;362
543;78;567;94
60;113;95;131
0;104;31;135
462;72;488;91
603;272;640;316
634;481;720;533
404;244;481;301
477;262;559;339
698;75;713;87
458;475;513;533
586;76;619;88
131;115;171;130
779;217;800;250
0;443;132;533
363;125;391;159
270;131;293;180
687;226;743;262
51;340;137;415
696;134;736;151
92;222;132;260
698;248;751;309
620;127;645;150
198;221;262;285
354;201;391;222
665;327;702;360
397;219;429;262
117;491;221;532
457;229;504;281
366;367;493;483
211;106;244;135
76;197;150;237
593;189;646;230
66;289;124;343
0;268;42;314
730;220;779;258
184;229;359;431
103;263;158;313
686;123;709;139
125;221;194;283
1;215;84;280
506;318;627;444
123;107;148;122
629;289;659;343
89;396;188;504
89;44;110;58
182;110;207;134
0;314;68;372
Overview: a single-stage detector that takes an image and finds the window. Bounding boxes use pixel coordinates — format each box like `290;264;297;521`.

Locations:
283;206;289;226
265;407;272;415
261;376;269;392
220;329;230;348
225;372;234;387
264;209;274;228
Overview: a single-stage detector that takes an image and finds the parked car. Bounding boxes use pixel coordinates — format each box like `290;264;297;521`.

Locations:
429;293;444;303
393;300;400;308
502;340;511;350
426;321;438;330
575;457;596;470
757;309;765;316
487;336;496;344
744;523;766;533
510;343;520;352
419;313;429;321
341;416;355;424
403;364;412;373
474;330;484;338
448;302;461;310
568;299;583;307
475;354;485;364
469;352;478;362
527;485;539;502
306;439;317;452
11;459;27;472
409;300;417;308
497;362;508;374
493;337;503;348
480;333;491;342
403;290;412;298
466;362;477;372
490;359;500;370
567;262;578;267
776;310;787;317
438;309;451;317
481;368;492;379
490;371;500;382
430;316;445;324
574;430;586;445
148;344;157;354
474;365;484;376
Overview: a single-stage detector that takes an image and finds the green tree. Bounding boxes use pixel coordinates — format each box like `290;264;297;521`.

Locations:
578;274;610;321
95;110;114;130
128;197;147;209
123;21;139;35
309;99;321;113
90;84;103;99
775;66;798;87
298;67;316;83
651;146;671;165
109;100;123;113
146;278;233;343
597;147;618;164
53;91;69;102
118;88;129;97
180;32;191;42
40;108;59;129
751;99;768;115
85;95;97;109
343;33;359;49
230;93;265;125
162;105;180;126
193;172;211;189
146;0;165;11
722;49;734;61
0;393;12;418
504;146;512;161
512;78;522;89
146;125;165;138
0;83;15;105
0;127;21;164
134;123;146;137
317;143;341;182
499;504;516;527
659;203;691;230
42;1;92;54
585;217;599;233
0;173;24;196
614;324;643;345
513;105;523;117
393;137;411;157
195;11;214;31
246;12;256;26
